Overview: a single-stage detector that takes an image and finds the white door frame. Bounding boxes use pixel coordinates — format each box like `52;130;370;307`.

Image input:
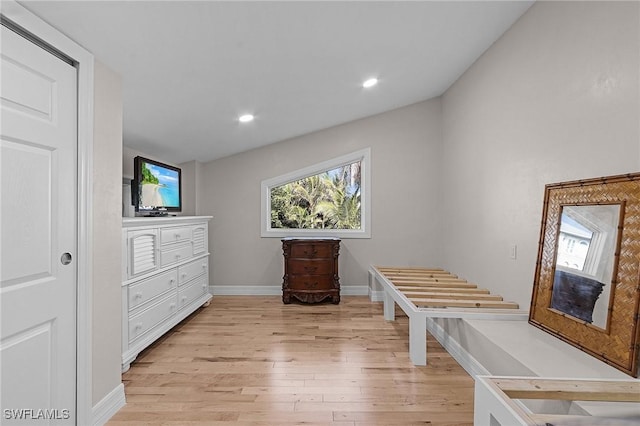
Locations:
1;1;94;424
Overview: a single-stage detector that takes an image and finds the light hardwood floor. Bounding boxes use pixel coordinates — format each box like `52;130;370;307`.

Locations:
108;296;474;425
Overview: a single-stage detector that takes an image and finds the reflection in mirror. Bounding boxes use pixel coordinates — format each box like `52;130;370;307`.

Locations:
551;204;621;329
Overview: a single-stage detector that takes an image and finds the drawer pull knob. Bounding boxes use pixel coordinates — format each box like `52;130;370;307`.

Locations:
304;266;318;273
170;303;176;309
134;322;143;330
135;292;143;299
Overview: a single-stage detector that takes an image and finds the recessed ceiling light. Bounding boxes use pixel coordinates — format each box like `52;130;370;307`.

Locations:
362;78;378;88
238;114;254;123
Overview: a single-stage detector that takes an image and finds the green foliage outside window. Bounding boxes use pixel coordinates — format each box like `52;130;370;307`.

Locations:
270;162;361;230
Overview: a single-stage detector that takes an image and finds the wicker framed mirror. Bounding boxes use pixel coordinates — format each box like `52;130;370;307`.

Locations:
529;173;640;376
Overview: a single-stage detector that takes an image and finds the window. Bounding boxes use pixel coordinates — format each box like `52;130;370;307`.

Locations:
555;204;620;281
261;148;371;238
557;213;595;271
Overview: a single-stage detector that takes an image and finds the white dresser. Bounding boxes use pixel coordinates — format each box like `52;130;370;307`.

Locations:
121;216;212;372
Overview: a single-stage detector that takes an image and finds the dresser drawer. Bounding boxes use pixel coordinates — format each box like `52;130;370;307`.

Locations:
128;269;177;311
178;276;208;310
160;243;192;267
289;242;333;259
287;259;332;275
160;226;192;245
178;257;208;285
128;293;178;344
288;275;335;291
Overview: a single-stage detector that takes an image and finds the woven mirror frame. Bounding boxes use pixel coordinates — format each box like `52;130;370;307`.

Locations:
529;173;640;376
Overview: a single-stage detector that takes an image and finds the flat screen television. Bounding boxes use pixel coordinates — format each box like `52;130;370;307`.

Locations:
133;156;182;215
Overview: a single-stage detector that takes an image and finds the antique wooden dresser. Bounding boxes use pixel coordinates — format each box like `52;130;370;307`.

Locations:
281;238;340;304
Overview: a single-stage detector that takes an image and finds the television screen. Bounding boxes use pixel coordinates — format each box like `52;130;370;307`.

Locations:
134;156;181;213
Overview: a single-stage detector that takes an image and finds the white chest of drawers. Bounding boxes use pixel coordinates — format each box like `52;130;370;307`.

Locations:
121;216;212;372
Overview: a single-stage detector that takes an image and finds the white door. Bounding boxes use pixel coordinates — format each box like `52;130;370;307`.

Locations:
1;23;77;424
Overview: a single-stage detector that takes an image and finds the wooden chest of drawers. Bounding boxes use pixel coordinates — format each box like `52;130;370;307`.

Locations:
282;238;340;304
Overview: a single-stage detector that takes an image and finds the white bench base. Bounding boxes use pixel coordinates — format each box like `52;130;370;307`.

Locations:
370;266;528;365
474;376;640;426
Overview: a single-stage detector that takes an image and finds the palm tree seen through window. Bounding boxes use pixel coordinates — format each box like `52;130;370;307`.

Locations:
270;161;361;230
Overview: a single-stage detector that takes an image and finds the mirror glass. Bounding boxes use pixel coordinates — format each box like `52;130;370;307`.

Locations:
550;204;621;329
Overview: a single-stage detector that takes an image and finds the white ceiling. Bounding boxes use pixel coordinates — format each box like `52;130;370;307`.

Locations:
22;1;533;164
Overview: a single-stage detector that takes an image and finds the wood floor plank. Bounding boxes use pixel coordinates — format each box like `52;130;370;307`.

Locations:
108;296;473;425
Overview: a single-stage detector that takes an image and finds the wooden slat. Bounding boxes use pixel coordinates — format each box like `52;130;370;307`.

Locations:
391;281;479;289
376;266;445;273
382;272;457;279
494;378;640;402
394;286;491;294
377;267;451;273
380;270;457;276
390;276;467;282
402;291;504;301
529;414;640;425
410;298;519;309
385;275;467;283
376;265;520;311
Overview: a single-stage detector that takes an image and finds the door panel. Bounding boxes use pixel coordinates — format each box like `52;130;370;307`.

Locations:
1;141;52;284
1;24;77;424
1;55;56;121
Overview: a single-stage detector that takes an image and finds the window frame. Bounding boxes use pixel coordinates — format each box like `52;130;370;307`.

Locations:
260;148;371;238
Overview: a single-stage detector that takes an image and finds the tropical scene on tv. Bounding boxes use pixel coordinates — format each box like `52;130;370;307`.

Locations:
270;161;361;229
139;162;180;208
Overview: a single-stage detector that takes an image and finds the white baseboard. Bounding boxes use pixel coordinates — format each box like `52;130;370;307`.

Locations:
211;285;369;296
211;285;281;295
369;289;385;302
341;286;368;296
92;383;125;426
425;318;490;379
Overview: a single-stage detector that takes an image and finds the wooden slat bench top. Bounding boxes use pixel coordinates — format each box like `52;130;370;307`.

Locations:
391;280;479;289
394;286;491;294
388;276;467;283
492;377;640;402
376;266;447;273
410;298;519;309
375;266;519;310
402;291;504;301
371;265;527;366
379;271;459;278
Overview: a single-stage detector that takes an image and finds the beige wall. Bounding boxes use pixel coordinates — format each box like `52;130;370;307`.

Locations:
178;160;198;216
92;61;123;405
199;99;443;289
122;146;179;179
440;0;640;309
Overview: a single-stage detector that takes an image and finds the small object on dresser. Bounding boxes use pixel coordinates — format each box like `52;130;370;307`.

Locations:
282;238;340;304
